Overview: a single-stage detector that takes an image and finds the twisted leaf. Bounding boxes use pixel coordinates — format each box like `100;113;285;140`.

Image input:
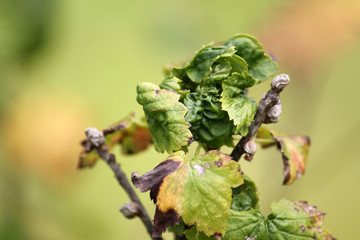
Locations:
184;90;234;149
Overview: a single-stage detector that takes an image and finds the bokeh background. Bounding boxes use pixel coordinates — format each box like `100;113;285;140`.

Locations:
1;0;360;239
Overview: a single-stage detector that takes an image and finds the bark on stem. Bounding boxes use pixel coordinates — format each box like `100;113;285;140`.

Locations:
85;128;162;240
230;74;290;162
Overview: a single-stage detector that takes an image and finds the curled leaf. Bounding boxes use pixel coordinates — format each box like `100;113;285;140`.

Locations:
225;34;278;83
175;44;236;83
132;150;243;237
163;34;276;148
136;82;193;154
223;199;336;240
184;90;234;149
256;127;310;185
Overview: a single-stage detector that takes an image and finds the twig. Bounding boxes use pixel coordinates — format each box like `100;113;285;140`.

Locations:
85;128;162;240
230;74;290;161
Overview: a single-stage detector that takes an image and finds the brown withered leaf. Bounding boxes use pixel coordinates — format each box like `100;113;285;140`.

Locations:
256;127;310;185
78;113;152;169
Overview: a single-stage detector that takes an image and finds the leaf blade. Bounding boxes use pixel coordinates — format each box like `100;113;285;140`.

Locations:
223;199;336;240
221;73;257;133
132;150;243;237
225;33;278;83
137;82;193;154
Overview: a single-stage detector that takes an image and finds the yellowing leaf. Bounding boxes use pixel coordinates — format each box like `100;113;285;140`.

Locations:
132;150;243;237
256;127;310;185
137;82;193;154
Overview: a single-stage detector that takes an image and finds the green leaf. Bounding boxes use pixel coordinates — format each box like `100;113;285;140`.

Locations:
225;34;278;83
226;54;248;74
231;175;259;212
78;113;152;169
159;74;190;98
179;44;236;83
206;59;232;82
185;226;216;240
136;82;193;154
224;209;267;240
256;127;310;185
223;199;336;240
167;220;185;236
132;150;243;237
221;72;257;133
184;90;234;149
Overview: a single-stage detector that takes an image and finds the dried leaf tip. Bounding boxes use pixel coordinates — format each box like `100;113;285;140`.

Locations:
271;74;290;92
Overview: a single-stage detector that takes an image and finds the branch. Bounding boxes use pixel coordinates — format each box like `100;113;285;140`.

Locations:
230;74;290;161
85;128;162;240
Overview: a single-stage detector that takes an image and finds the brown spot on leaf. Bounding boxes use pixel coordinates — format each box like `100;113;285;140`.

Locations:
214;161;222;167
294;201;325;226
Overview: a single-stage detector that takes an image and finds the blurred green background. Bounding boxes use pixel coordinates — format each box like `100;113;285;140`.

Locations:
1;0;359;239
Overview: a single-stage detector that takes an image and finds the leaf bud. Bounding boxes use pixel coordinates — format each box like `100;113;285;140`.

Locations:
120;202;139;219
244;140;257;161
85;127;105;147
271;74;290;92
267;100;282;123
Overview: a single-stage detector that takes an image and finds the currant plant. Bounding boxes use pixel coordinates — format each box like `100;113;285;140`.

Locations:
78;34;336;240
